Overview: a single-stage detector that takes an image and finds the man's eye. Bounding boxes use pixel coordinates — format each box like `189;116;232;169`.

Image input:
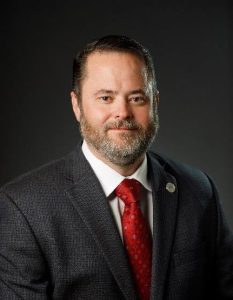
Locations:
99;96;111;102
130;96;145;103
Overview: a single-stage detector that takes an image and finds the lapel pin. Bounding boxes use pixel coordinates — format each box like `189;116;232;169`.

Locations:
166;182;176;193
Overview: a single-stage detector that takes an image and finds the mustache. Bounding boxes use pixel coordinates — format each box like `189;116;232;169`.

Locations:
104;120;141;131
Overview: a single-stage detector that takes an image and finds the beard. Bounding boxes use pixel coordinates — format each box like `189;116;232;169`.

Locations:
79;111;159;166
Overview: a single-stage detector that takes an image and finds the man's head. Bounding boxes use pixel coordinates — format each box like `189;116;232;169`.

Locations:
71;35;159;170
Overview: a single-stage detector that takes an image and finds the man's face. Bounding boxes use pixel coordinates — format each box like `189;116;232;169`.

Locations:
71;51;159;166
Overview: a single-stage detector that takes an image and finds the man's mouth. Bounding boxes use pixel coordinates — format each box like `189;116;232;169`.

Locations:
104;120;141;132
109;128;136;131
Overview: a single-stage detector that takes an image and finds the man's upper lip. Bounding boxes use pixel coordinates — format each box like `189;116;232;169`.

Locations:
109;128;136;130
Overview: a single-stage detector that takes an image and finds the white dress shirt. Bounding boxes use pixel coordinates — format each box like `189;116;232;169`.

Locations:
82;141;153;241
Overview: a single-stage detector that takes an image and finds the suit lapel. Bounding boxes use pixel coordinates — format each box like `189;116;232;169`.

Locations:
65;147;138;300
148;154;178;300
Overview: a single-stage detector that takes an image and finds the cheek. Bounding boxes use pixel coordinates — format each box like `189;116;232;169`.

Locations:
82;104;111;125
134;107;152;125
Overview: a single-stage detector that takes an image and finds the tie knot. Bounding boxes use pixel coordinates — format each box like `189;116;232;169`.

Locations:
115;179;142;206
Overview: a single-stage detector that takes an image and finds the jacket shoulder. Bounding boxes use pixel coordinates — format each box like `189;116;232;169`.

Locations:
0;150;75;198
148;151;215;198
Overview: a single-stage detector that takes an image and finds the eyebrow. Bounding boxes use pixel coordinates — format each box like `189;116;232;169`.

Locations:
94;89;117;96
94;89;147;96
128;89;147;95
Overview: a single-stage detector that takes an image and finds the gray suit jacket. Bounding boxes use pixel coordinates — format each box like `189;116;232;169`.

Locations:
0;146;233;299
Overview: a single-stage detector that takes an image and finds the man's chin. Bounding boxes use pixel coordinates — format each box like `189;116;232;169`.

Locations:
106;134;138;148
107;129;138;140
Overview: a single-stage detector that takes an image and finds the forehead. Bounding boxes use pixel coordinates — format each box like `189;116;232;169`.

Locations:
80;51;152;97
84;51;146;77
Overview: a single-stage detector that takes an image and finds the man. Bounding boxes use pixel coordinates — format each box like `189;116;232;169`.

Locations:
0;35;232;300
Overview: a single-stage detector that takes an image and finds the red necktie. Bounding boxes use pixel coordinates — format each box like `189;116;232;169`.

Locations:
115;179;152;300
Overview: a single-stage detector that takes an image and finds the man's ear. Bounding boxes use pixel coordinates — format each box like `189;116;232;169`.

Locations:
70;91;81;122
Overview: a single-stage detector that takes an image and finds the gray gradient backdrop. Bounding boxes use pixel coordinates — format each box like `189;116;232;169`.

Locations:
1;1;232;229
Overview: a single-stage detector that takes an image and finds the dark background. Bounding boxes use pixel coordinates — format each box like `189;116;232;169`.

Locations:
1;1;232;229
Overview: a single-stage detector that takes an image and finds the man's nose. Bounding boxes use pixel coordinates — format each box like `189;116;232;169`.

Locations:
113;99;132;119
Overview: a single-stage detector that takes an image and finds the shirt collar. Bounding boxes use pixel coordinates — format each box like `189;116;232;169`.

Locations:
82;140;152;197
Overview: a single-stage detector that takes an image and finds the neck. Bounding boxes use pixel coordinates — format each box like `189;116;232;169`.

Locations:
86;143;145;177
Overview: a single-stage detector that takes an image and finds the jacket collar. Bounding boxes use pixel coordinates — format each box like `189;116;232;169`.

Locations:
148;152;178;300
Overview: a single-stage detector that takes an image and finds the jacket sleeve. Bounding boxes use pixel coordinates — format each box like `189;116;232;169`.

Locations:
0;191;51;299
210;178;233;299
